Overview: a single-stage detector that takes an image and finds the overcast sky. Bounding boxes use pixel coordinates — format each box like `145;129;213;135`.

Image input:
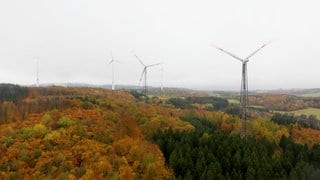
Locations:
0;0;319;90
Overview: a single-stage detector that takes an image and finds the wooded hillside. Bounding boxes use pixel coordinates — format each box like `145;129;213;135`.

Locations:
0;84;320;179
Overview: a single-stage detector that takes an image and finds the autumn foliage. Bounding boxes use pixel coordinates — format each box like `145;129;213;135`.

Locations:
0;85;320;179
0;86;192;179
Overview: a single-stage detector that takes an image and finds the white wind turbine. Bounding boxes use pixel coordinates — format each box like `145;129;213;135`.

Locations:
211;41;271;120
108;51;120;91
133;53;162;96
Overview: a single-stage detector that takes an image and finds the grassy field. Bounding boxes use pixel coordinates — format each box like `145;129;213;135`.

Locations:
277;108;320;119
208;93;222;97
228;99;240;104
302;93;320;97
227;99;264;109
249;105;265;109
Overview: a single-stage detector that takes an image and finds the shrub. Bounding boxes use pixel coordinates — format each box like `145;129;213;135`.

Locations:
2;136;15;147
44;131;60;141
20;127;33;140
42;113;53;125
58;117;73;128
33;124;48;138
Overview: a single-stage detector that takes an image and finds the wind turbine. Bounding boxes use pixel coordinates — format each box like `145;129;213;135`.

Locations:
211;41;270;120
133;53;162;97
108;51;119;91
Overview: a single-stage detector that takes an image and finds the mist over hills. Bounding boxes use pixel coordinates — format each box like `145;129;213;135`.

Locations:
27;82;320;97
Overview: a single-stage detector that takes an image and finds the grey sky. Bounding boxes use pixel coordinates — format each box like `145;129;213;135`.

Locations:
0;0;319;90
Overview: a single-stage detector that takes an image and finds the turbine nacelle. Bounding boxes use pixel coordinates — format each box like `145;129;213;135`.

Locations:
108;51;121;64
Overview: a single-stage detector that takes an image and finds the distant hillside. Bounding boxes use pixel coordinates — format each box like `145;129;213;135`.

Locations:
254;88;320;96
37;83;213;98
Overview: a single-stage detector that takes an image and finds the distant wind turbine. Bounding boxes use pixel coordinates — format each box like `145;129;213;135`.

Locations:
133;53;162;96
108;51;120;91
211;41;271;120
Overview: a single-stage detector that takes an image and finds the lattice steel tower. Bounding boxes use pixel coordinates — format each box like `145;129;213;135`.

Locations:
212;41;270;120
240;60;249;120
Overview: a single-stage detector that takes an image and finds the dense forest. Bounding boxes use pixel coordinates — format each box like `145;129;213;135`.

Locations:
1;84;320;179
271;113;320;130
153;116;320;179
167;96;228;111
0;84;28;104
0;85;192;179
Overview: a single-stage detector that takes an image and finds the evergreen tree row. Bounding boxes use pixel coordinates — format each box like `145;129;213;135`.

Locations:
167;96;228;111
271;112;320;130
0;84;28;103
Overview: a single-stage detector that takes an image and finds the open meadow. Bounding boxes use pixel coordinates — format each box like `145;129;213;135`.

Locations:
282;108;320;119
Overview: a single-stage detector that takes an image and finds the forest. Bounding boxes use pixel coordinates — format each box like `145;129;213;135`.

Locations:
0;84;320;179
0;84;28;104
271;113;320;130
167;96;228;111
249;94;320;111
153;116;320;179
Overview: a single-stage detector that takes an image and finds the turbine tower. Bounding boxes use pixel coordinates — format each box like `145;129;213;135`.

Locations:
35;57;39;88
133;53;161;97
108;51;119;91
211;41;270;120
160;64;164;93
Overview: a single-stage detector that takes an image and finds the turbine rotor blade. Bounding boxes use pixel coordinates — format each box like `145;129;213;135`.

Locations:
133;53;146;67
210;44;243;62
109;59;121;64
108;50;114;64
110;51;114;60
246;41;271;59
147;63;162;68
